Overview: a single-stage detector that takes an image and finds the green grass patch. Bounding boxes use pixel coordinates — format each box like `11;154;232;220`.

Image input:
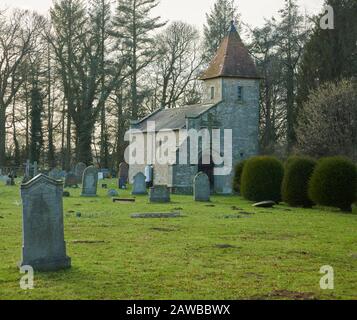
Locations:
0;179;357;300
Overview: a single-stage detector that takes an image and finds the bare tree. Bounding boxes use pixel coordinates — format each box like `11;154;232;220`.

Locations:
148;21;203;110
0;10;45;166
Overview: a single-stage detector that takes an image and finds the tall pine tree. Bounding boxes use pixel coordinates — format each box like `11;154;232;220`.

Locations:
297;0;357;107
111;0;166;120
203;0;240;62
276;0;308;152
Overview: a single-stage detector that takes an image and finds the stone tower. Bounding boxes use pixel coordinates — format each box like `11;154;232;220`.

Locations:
200;21;261;108
199;21;261;193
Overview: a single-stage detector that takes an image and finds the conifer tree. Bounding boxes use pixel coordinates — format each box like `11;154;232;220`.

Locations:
297;0;357;107
203;0;240;62
112;0;166;120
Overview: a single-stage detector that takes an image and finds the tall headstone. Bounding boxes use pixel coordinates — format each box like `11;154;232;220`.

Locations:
74;162;86;184
194;172;211;202
149;185;171;203
81;166;98;197
132;172;147;195
19;174;71;271
118;162;129;189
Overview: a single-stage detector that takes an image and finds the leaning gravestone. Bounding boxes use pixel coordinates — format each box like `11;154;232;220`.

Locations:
149;185;171;203
118;162;129;189
64;172;78;188
19;174;71;271
132;172;147;195
194;172;211;202
74;162;86;184
81;166;98;197
49;168;63;180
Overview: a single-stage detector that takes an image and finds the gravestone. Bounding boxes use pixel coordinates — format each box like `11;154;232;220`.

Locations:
74;162;86;184
149;185;171;203
118;162;129;189
132;172;147;195
49;168;63;180
64;172;78;188
19;174;71;271
81;166;98;197
194;172;211;202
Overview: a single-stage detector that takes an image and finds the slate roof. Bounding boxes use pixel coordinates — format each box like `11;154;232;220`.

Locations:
133;104;217;132
200;21;260;80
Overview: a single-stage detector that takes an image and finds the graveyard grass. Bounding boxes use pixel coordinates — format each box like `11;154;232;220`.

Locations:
0;180;357;300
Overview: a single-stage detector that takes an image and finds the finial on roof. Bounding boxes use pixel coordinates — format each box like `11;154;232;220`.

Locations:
228;20;237;33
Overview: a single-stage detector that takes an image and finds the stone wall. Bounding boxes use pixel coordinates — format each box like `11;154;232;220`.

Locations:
201;78;223;104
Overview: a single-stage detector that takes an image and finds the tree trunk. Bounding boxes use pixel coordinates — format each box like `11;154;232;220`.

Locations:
65;110;71;171
76;118;93;165
0;105;6;166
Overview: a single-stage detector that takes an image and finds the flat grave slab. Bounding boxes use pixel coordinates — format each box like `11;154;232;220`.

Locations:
131;212;181;219
113;198;136;203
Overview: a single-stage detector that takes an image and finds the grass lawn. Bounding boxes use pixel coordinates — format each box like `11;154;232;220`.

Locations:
0;179;356;300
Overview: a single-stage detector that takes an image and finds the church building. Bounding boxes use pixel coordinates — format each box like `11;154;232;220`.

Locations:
129;22;260;195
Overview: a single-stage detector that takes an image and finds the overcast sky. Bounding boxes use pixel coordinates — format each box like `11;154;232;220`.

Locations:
1;0;324;28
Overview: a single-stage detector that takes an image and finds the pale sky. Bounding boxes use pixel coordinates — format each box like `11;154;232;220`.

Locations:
1;0;324;28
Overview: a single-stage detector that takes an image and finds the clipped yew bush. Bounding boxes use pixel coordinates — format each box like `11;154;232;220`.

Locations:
282;156;316;208
233;160;246;193
308;157;357;212
241;156;284;203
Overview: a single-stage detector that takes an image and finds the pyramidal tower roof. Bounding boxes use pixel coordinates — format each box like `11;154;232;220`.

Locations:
200;21;260;80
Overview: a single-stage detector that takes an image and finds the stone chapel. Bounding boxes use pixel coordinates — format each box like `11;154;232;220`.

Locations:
129;21;260;194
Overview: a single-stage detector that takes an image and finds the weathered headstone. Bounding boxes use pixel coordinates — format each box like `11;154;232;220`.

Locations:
49;168;63;180
132;172;147;195
98;172;104;181
81;166;98;197
19;174;71;271
194;172;211;202
149;185;171;203
118;162;129;189
64;172;78;188
74;162;86;184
